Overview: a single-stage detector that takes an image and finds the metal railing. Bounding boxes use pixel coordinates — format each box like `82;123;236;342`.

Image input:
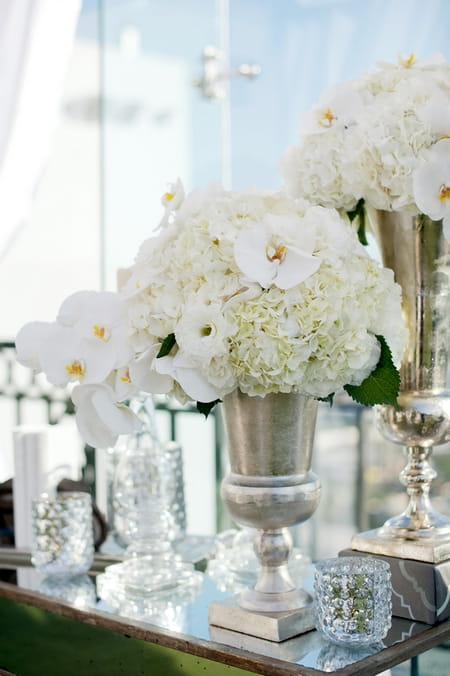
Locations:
0;341;227;531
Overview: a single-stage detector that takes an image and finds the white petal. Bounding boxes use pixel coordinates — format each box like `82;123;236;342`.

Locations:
153;354;176;377
413;163;450;220
274;248;320;289
39;326;83;385
159;351;221;402
91;388;141;435
80;340;120;383
129;348;173;394
15;321;53;370
72;384;141;448
222;282;261;309
113;367;139;401
175;365;221;402
75;408;117;449
234;226;274;287
57;291;96;326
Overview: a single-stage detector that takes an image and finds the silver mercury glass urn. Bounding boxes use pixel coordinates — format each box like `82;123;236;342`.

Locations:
351;210;450;563
208;390;320;641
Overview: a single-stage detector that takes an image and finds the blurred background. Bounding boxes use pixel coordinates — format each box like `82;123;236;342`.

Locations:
2;0;450;560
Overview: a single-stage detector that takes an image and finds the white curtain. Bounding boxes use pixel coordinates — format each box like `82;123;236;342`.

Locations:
0;0;81;261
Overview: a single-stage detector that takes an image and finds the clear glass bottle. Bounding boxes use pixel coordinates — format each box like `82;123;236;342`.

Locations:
97;396;203;607
112;395;180;558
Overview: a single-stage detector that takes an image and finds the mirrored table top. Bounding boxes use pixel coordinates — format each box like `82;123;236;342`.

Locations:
0;548;449;676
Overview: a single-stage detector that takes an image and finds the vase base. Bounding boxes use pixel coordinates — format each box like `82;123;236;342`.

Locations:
209;622;321;660
351;529;450;564
208;594;316;642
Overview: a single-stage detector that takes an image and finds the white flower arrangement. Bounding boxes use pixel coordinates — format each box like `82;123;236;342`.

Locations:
16;181;407;448
279;53;450;237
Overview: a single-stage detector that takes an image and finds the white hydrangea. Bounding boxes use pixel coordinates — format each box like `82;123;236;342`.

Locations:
125;183;407;402
279;53;450;217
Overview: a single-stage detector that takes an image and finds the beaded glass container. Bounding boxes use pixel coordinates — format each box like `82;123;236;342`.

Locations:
31;492;94;578
314;556;392;645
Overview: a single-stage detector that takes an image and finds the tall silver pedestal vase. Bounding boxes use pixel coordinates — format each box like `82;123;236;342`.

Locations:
351;210;450;568
208;390;320;641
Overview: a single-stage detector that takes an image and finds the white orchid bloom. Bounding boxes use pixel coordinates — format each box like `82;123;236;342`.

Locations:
57;290;132;366
234;216;320;290
128;345;173;394
38;324;113;386
154;351;220;402
299;82;363;134
158;178;185;227
72;383;141;449
16;290;133;391
112;366;139;402
413;138;450;239
160;177;185;211
15;321;53;370
55;289;133;387
398;52;446;69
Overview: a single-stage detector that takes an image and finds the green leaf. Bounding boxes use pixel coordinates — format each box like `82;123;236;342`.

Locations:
316;393;335;407
347;198;368;246
156;333;176;358
196;399;221;418
344;335;400;407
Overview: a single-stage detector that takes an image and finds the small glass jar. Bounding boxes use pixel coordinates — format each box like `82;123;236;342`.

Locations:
31;492;94;578
314;556;392;645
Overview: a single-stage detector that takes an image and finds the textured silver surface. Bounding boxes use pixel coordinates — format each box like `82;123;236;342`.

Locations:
31;492;94;577
361;210;450;548
208;622;321;661
314;556;392;645
351;529;450;564
217;391;320;631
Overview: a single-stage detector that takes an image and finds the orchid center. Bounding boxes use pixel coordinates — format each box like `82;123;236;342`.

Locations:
439;184;450;202
266;243;287;263
201;325;213;337
164;192;174;202
318;108;336;128
120;369;132;383
65;359;85;379
93;324;110;341
401;53;416;68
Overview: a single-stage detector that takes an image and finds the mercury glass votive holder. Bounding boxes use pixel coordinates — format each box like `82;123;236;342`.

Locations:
31;492;94;578
314;556;392;646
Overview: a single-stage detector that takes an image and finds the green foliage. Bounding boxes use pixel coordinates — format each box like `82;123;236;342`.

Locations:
347;198;368;246
156;333;176;358
196;399;221;418
316;393;334;407
344;335;400;407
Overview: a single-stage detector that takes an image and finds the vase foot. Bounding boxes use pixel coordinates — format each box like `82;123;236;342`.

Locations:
351;528;450;564
208;594;316;642
238;585;313;613
378;509;450;541
209;622;321;660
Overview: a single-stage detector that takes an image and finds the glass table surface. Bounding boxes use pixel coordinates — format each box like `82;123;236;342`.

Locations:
0;548;449;675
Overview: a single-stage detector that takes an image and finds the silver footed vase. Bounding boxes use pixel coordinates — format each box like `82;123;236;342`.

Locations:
220;390;320;613
370;209;450;544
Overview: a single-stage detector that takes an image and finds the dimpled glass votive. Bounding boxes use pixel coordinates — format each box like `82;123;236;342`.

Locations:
314;556;392;645
31;492;94;578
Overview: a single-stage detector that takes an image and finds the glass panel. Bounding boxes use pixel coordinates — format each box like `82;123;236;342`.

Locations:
100;0;227;290
229;0;450;190
228;0;450;559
